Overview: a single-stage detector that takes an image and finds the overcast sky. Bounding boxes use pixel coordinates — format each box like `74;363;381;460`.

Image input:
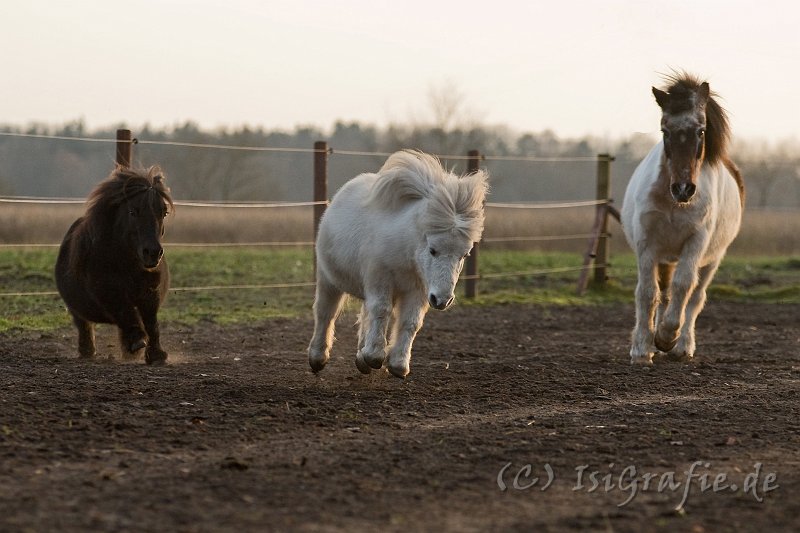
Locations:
1;0;797;143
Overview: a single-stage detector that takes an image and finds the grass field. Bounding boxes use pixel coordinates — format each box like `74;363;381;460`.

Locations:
2;202;799;332
2;246;799;333
3;203;800;254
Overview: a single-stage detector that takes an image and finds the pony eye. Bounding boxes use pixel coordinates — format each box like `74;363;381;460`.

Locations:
697;128;706;138
429;248;437;257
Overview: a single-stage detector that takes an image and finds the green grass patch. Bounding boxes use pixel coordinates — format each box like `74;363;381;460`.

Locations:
2;248;799;333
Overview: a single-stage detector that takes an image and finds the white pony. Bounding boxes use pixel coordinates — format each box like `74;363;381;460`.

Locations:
622;73;745;364
308;150;489;378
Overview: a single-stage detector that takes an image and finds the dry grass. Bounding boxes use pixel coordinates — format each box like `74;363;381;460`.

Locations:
0;204;314;246
1;203;799;256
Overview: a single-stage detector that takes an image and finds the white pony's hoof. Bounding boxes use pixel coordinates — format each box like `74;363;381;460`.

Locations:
630;352;654;365
387;363;409;379
308;351;328;373
360;349;386;370
654;328;679;353
665;350;694;362
355;352;372;374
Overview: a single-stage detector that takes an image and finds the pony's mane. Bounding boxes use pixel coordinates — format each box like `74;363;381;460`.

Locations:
84;165;174;224
70;165;173;272
366;150;489;241
657;71;731;166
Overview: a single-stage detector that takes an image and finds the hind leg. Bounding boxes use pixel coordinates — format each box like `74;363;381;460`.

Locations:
308;277;346;373
72;314;96;358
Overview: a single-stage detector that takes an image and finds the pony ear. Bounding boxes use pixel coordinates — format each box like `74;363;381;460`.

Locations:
652;87;670;109
697;82;710;104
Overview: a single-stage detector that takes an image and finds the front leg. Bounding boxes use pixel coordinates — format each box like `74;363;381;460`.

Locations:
139;298;167;365
630;253;659;364
668;261;720;360
354;303;371;374
655;232;708;353
655;262;675;329
107;301;147;359
117;311;147;360
92;280;147;358
356;291;393;371
386;292;428;379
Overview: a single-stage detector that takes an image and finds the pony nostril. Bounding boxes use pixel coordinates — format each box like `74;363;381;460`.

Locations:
429;293;438;307
671;183;695;202
142;246;163;266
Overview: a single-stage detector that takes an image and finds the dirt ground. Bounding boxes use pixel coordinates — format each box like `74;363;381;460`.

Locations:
1;301;798;532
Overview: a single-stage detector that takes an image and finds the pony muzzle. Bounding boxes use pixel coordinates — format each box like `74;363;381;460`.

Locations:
670;182;697;203
429;293;454;310
141;246;164;270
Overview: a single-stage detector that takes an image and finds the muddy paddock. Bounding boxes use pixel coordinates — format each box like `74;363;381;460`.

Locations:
1;302;798;532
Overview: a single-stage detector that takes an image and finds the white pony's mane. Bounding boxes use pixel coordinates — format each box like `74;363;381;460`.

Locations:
365;150;489;241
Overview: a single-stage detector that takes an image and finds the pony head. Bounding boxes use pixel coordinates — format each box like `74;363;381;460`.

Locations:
83;165;173;271
652;72;730;204
369;150;489;310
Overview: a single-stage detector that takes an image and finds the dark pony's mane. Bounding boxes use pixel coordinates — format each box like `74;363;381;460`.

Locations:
659;72;730;167
70;165;173;272
84;165;173;224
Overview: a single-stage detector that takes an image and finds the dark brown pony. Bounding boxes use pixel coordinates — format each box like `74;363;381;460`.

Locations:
55;165;174;364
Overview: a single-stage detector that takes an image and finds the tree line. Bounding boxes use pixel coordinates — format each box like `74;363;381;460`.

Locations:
1;119;798;208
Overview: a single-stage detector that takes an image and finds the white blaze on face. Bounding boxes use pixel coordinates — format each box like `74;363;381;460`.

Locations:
661;110;707;202
419;232;473;310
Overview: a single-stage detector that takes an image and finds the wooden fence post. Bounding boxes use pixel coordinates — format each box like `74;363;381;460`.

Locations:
116;129;132;167
313;141;328;240
464;149;481;298
594;153;613;285
313;141;329;277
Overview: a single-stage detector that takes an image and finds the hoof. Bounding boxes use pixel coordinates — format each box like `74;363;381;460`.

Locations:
630;353;654;365
665;350;693;362
654;331;678;353
309;355;328;374
129;338;147;354
354;353;372;374
360;349;386;370
387;363;409;379
78;350;96;359
145;350;168;365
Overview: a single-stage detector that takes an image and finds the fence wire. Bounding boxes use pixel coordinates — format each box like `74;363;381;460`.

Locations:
0;131;603;163
0;263;606;298
1;130;613;298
